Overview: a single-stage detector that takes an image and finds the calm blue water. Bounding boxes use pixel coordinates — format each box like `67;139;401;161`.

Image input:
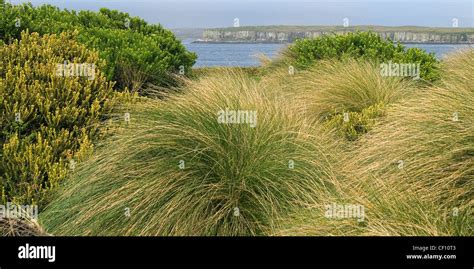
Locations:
184;41;472;67
185;42;288;67
404;44;472;59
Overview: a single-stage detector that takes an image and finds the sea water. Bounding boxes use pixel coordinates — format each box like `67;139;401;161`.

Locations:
184;41;472;67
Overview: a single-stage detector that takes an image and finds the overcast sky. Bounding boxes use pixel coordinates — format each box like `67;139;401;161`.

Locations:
10;0;474;28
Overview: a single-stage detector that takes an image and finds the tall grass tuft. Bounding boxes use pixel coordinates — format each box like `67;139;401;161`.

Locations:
266;59;416;140
348;50;473;228
274;50;474;236
39;70;338;236
290;59;414;119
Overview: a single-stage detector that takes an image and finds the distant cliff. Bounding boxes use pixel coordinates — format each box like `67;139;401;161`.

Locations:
199;26;474;44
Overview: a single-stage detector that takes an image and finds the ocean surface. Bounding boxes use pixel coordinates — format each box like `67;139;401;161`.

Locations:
183;41;472;67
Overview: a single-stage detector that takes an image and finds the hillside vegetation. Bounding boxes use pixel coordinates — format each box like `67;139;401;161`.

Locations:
0;1;196;89
39;46;473;235
0;31;124;206
0;2;471;236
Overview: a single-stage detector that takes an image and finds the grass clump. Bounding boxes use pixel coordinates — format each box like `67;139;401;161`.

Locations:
39;70;338;236
347;50;474;218
286;59;415;140
292;60;410;116
274;50;474;236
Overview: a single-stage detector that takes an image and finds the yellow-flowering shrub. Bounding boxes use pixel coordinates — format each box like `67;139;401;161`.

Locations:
324;102;386;141
0;31;117;206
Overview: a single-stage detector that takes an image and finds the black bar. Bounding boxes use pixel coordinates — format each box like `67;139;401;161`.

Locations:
0;236;472;266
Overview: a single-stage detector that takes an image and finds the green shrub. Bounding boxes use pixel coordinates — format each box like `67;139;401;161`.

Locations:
79;27;195;88
0;2;196;89
324;102;386;141
287;31;440;82
0;31;119;206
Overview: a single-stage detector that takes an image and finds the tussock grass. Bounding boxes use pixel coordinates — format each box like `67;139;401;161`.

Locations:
274;50;474;236
260;59;415;114
289;59;415;120
39;50;473;236
348;50;473;214
39;69;339;236
260;59;416;140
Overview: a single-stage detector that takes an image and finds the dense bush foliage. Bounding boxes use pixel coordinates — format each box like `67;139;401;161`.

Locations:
287;31;440;81
0;1;196;88
78;28;194;88
324;102;386;141
0;31;119;205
